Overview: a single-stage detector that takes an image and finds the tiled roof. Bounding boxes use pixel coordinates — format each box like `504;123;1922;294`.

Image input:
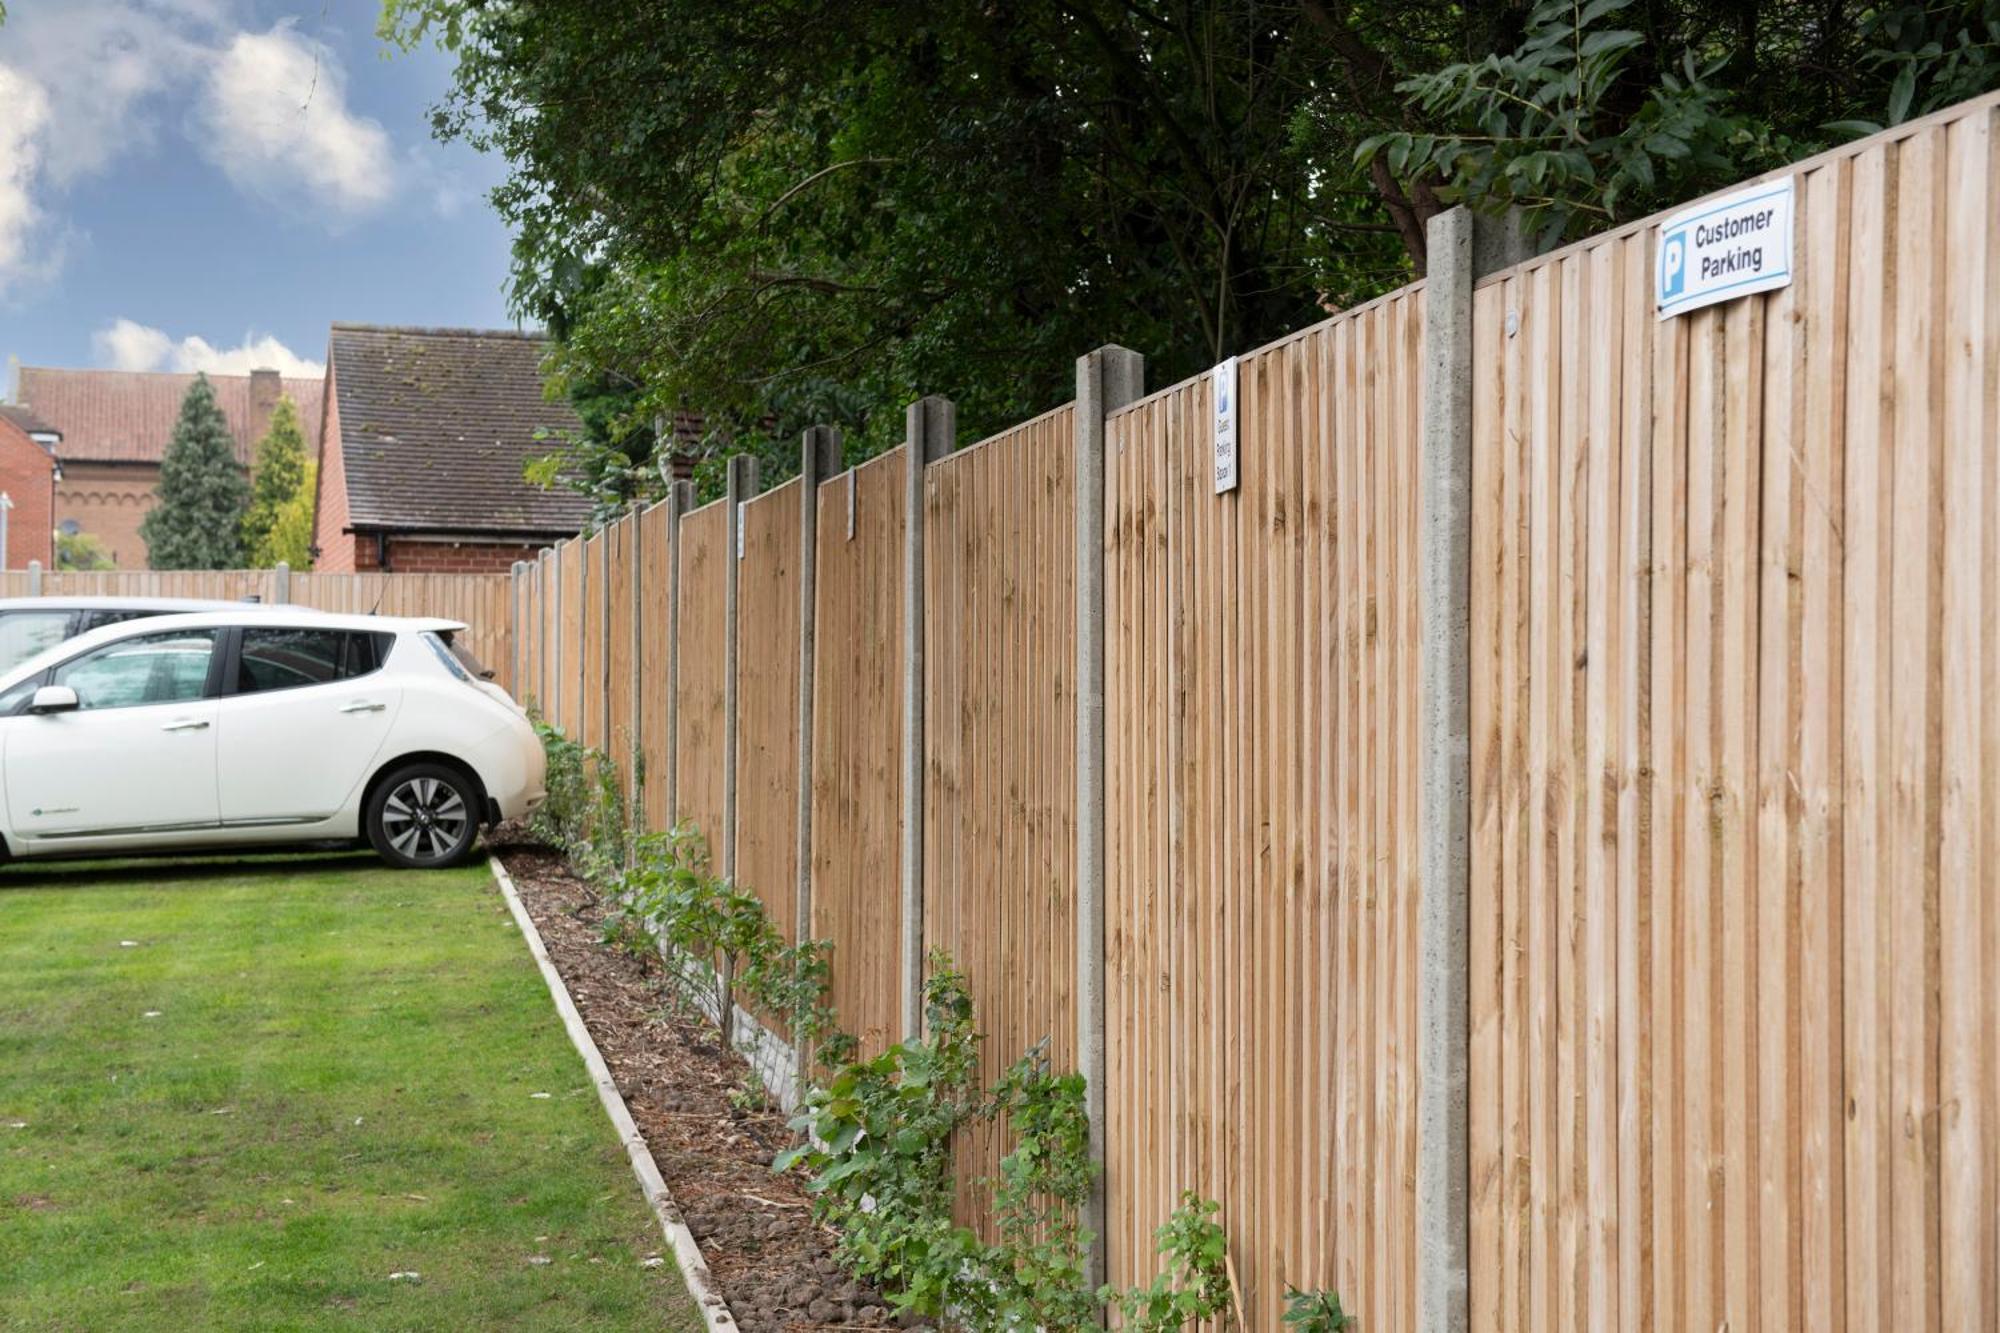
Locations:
0;404;60;439
327;323;591;537
14;366;323;466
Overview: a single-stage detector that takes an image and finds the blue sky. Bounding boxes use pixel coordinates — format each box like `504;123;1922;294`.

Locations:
0;0;519;391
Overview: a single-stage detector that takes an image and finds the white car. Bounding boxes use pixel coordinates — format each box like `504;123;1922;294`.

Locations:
0;610;546;869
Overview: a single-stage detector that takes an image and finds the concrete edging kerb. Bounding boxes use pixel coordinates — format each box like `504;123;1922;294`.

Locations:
490;855;740;1333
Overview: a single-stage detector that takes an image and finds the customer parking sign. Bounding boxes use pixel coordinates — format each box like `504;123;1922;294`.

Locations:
1655;177;1795;319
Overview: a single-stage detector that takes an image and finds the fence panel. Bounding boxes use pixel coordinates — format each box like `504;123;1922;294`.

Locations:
1104;288;1425;1329
674;500;730;861
736;477;806;955
1467;100;2000;1333
606;516;638;800
557;538;585;737
639;502;676;833
809;447;909;1059
924;402;1079;1230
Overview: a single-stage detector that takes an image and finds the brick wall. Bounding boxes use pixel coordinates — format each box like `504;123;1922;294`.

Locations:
54;461;157;569
311;364;356;572
0;419;56;569
369;537;550;574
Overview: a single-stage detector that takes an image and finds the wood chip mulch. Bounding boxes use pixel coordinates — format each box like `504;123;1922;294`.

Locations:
490;832;908;1333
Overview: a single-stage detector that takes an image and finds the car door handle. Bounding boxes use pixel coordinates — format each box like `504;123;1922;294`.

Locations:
340;701;387;714
161;719;211;732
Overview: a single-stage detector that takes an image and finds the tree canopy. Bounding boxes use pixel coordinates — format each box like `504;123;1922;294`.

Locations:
141;374;251;571
385;0;2000;510
242;396;311;566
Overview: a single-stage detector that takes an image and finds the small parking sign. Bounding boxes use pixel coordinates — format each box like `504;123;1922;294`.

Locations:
1655;177;1795;319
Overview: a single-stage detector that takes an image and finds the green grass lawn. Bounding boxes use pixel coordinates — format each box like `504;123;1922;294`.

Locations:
0;851;704;1332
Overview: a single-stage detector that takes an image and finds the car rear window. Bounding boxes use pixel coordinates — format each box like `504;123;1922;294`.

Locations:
0;610;73;673
235;629;391;694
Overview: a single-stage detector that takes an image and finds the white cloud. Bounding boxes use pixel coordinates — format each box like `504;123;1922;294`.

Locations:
194;23;396;220
0;65;54;291
0;1;220;187
94;318;325;378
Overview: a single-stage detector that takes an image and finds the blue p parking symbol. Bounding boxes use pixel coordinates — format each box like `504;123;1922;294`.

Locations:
1660;228;1688;300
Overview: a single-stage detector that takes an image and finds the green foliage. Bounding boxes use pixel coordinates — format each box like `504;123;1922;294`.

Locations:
1104;1191;1238;1331
776;961;993;1320
988;1042;1098;1329
382;0;1404;508
529;721;631;882
1830;0;2000;134
1284;1285;1355;1330
1355;0;1784;250
242;397;310;565
141;374;250;570
55;530;113;572
255;462;316;569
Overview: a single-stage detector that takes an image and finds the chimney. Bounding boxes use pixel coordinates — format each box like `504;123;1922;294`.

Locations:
248;368;282;457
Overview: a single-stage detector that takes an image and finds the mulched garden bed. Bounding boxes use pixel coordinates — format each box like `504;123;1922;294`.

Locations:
489;830;906;1333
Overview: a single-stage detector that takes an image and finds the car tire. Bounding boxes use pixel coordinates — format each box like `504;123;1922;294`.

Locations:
366;762;482;870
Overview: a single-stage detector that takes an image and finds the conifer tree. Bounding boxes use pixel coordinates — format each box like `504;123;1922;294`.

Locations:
141;373;250;569
256;463;317;570
242;395;309;563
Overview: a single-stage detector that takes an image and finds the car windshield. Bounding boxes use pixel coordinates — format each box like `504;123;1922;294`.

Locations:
0;611;72;674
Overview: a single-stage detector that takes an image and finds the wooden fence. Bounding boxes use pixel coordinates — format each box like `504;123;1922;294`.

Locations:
0;566;515;690
1104;287;1426;1323
509;94;2000;1332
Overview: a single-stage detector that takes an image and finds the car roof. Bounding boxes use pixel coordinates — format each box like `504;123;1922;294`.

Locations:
0;596;287;613
0;610;469;693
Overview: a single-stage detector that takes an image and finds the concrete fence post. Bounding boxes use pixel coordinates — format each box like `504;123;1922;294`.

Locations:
26;559;41;596
1416;204;1478;1333
1075;343;1144;1298
794;426;843;1080
664;481;695;825
899;395;956;1041
273;561;292;605
720;456;760;1031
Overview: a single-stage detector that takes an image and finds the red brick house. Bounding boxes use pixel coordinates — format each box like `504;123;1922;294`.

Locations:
12;367;322;569
0;406;60;570
311;324;591;573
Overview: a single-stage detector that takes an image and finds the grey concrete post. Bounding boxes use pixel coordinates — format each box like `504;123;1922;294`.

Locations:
1074;345;1144;1297
273;561;292;605
664;482;695;824
794;427;842;1078
720;457;760;1032
1417;204;1477;1333
26;559;41;596
899;395;956;1040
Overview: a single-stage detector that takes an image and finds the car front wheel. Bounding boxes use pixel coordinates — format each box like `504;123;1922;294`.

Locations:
367;762;481;869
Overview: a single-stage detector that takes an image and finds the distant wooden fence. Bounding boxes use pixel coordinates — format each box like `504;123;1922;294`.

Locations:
511;94;2000;1331
0;566;515;690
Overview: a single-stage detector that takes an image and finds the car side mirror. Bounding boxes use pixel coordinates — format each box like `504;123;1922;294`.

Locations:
29;685;79;715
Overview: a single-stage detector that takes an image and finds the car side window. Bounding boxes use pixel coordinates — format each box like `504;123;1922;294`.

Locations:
53;630;219;711
0;675;41;717
235;629;384;695
0;610;74;674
